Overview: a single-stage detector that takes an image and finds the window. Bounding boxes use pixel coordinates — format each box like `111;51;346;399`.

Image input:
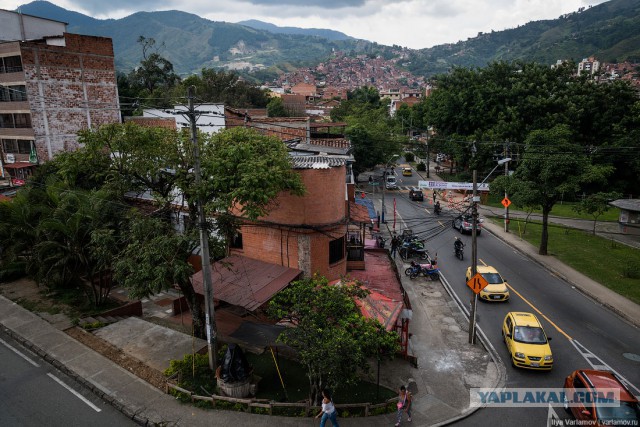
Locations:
329;235;345;264
230;232;243;249
2;139;32;154
0;56;23;73
13;114;31;128
0;113;31;128
0;85;27;102
0;114;14;128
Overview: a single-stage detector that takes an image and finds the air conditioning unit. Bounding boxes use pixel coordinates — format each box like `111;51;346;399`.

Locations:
6;154;15;163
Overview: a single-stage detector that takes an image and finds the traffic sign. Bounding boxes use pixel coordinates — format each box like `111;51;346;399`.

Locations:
501;197;511;208
466;273;489;294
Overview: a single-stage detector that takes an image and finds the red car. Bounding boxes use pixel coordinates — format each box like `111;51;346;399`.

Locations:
563;369;640;426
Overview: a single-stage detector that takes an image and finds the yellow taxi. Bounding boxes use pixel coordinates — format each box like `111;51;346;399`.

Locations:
465;265;509;301
402;167;412;176
501;312;553;370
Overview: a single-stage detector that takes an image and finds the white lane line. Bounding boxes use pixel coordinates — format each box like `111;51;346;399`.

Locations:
0;337;40;367
47;373;102;412
571;339;640;397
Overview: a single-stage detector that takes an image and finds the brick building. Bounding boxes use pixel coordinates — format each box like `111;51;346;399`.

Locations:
230;156;350;280
0;10;120;188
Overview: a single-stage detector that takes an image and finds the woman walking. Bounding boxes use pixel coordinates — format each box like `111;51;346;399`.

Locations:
395;385;412;426
315;388;339;427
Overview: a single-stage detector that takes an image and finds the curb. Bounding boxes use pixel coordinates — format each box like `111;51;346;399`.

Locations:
0;320;150;426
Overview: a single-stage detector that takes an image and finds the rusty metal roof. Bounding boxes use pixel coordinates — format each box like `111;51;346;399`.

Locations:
191;255;302;311
349;202;371;223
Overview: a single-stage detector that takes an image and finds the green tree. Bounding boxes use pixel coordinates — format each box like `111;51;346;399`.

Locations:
268;275;399;404
200;127;305;220
113;216;215;338
266;97;290;117
178;68;269;108
502;125;610;255
573;191;622;235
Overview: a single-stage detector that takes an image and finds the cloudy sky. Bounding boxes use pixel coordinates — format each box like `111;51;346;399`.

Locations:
1;0;609;49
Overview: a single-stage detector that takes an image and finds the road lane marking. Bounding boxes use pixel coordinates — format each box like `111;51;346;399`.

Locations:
0;337;40;367
47;373;102;412
504;284;573;341
570;340;640;397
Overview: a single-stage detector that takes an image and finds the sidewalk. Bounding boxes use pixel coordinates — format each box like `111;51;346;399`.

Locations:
0;213;505;426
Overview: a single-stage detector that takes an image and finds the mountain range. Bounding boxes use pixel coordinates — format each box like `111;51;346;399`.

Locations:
12;0;640;80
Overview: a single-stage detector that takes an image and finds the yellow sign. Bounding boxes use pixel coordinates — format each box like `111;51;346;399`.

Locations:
466;273;489;294
501;197;511;208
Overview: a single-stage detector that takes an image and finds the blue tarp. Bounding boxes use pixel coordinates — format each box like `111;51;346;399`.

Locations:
355;197;377;220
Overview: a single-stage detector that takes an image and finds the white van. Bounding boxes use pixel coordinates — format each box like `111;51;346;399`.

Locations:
385;175;398;190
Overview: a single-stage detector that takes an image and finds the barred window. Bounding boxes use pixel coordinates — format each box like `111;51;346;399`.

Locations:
13;113;31;128
2;139;32;154
0;85;27;102
0;56;23;73
329;235;345;264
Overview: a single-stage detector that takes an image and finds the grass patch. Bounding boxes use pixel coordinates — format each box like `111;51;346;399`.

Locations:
483;195;618;221
246;351;396;405
498;218;640;305
165;349;397;416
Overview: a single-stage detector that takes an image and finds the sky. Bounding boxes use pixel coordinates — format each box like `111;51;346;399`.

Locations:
1;0;610;49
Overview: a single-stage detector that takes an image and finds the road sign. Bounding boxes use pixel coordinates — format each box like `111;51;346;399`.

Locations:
501;197;511;208
466;273;489;294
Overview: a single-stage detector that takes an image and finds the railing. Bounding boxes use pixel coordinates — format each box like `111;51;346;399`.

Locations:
165;379;396;417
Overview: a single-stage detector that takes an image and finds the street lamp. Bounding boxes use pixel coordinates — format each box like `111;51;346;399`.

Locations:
468;157;511;345
381;154;399;224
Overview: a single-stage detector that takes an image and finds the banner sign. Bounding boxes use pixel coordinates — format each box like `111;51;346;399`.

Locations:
418;180;489;191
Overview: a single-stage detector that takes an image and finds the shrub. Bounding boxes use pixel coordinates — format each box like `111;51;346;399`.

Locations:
416;162;426;171
404;152;415;162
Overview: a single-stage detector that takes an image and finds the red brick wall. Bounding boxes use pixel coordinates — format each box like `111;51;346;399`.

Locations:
236;166;348;280
20;33;120;161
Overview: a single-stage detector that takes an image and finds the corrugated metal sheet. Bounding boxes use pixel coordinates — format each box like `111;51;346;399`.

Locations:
291;156;348;169
191;255;302;312
610;199;640;212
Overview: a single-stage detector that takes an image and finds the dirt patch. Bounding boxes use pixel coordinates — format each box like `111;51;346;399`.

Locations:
66;327;167;390
1;278;167;390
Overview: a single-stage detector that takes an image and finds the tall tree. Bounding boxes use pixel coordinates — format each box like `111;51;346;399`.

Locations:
501;125;611;255
268;276;399;404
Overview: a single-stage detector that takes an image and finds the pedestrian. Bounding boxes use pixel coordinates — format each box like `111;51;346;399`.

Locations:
315;388;339;427
395;385;412;426
432;190;437;204
391;235;400;258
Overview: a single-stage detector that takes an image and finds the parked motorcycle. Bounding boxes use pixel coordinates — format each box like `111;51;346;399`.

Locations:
399;240;429;260
406;260;440;280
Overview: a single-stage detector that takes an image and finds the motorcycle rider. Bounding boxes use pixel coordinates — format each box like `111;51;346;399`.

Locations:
434;201;441;215
454;237;464;253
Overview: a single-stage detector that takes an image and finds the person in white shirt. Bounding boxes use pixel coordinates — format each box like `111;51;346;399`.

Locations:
315;388;339;427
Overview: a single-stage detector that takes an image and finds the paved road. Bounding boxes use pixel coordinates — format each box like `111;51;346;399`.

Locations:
382;162;640;426
0;329;137;427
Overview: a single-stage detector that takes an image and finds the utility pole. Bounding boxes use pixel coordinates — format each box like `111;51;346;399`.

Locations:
468;169;479;345
187;86;217;371
504;142;510;233
426;133;430;179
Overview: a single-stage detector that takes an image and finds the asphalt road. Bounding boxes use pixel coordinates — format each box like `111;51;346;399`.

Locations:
381;163;640;426
0;329;137;427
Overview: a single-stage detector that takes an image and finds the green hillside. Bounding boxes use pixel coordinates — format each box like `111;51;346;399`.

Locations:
15;0;640;79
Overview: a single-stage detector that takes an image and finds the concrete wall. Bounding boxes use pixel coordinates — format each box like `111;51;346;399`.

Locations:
0;10;66;41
